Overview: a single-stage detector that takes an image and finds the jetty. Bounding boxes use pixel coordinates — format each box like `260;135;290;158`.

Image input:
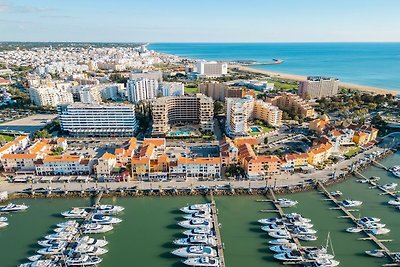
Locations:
317;181;400;266
210;191;226;267
372;160;390;171
354;171;398;199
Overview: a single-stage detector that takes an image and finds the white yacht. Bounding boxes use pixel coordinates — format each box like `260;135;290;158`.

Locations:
81;223;114;234
77;236;108;247
0;203;29;212
388;198;400;206
0;221;8;228
183;228;213;236
365;249;385;258
258;218;283;225
61;208;88;219
38;239;67;247
37;243;67;255
182;256;220;267
268;230;291;239
173;235;217;247
261;223;285;232
90;213;122;225
307;258;340;267
357;217;381;224
339;199;363;208
27;255;45;262
94;204;124;215
180;204;211;214
19;260;54;267
56;220;79;228
178;219;212;229
274;250;304;261
44;232;74;241
329;191;343;198
183;210;212;220
362;222;386;229
72;243;108;256
66;254;102;266
284;213;311;223
277;198;298;208
171;246;217;258
297;234;317;241
290;226;317;235
367;228;390;235
269;243;298;253
390;166;400;177
346;227;363;233
0;216;7;222
288;220;314;229
268;239;290;245
53;227;78;234
380;183;398;191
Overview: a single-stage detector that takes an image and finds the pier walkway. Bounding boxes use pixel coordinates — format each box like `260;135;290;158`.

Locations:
372;160;390;171
210;191;226;267
354;171;398;199
317;181;399;266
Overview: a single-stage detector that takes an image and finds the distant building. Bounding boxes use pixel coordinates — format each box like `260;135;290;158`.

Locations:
268;93;315;118
196;61;228;78
159;82;184;96
126;78;158;103
58;103;138;137
199;82;242;101
29;87;73;107
299;76;339;99
151;94;214;136
129;70;163;82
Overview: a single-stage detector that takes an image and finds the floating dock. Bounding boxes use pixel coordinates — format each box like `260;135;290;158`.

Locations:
317;182;400;266
354;171;398;198
210;191;226;267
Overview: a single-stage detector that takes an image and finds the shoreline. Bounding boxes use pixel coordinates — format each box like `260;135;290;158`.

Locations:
229;64;399;95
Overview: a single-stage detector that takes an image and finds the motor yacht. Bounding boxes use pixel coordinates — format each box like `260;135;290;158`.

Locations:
38;239;67;247
268;230;292;239
0;221;8;228
362;222;386;229
329;191;343;198
90;213;122;225
339;199;363;208
357;217;381;224
261;223;286;232
19;260;54;267
258;218;283;225
297;234;317;241
171;246;217;258
346;227;363;233
0;203;29;212
27;255;45;262
274;250;304;261
302;247;327;255
183;210;212;220
380;183;398;191
180;204;211;214
268;239;290;245
0;216;7;222
56;220;79;228
183;228;213;236
81;223;113;234
388;198;400;206
53;226;78;234
173;235;217;247
365;249;385;258
277;198;298;208
182;256;220;267
284;213;311;223
37;243;67;255
72;243;108;256
269;243;298;253
61;208;88;219
66;254;102;266
44;232;74;241
289;226;317;235
94;204;124;215
178;219;212;229
366;228;390;235
306;258;340;267
288;219;314;229
77;236;108;247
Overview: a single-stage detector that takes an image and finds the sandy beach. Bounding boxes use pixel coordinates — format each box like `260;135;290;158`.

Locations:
230;65;398;95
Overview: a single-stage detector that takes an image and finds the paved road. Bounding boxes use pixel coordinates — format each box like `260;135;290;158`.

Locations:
0;146;386;194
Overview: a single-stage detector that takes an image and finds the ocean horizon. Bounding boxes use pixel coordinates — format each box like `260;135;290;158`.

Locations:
149;42;400;92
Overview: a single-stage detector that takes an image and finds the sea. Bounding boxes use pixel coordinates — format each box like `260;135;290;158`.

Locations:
149;43;400;92
1;151;400;267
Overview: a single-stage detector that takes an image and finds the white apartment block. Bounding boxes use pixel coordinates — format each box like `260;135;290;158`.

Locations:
170;157;221;179
127;78;158;103
225;96;254;136
79;86;102;104
159;82;184;96
129;70;163;82
299;76;339;99
35;155;92;175
29;87;73;107
57;103;138;137
196;61;228;78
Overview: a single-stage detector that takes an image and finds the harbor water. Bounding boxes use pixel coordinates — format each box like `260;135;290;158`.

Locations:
0;151;399;267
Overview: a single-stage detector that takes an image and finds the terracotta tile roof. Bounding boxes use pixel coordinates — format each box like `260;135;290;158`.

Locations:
234;137;258;147
139;143;155;158
246;155;282;164
2;153;38;159
43;155;81;163
285;153;309;160
101;152;116;160
131;157;150;165
14;136;29;142
177;157;220;165
237;144;256;159
143;138;166;148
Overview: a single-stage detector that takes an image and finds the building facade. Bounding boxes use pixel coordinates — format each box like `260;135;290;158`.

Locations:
298;76;339;99
29;87;73;107
126;78;158;103
268;93;315;118
196;61;228;78
159;82;184;96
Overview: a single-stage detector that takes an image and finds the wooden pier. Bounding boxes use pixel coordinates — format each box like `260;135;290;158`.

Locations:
372;160;390;171
210;192;226;267
317;181;400;266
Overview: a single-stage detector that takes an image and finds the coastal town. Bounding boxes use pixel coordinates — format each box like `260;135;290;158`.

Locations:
0;43;399;192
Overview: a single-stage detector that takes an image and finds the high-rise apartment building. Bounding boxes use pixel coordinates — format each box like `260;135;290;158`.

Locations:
199;82;242;101
196;61;228;78
29;87;73;107
298;76;339;99
58;103;138;137
129;70;163;82
152;94;214;136
159;82;184;96
268;92;315;118
126;78;158;103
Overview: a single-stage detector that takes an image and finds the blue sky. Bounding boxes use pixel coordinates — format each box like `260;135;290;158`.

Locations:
0;0;400;42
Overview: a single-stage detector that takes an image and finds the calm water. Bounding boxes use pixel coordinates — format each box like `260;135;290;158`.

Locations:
149;43;400;91
1;151;399;267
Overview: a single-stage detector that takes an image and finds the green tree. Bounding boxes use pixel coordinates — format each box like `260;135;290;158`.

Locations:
213;101;224;115
34;129;51;139
51;146;64;155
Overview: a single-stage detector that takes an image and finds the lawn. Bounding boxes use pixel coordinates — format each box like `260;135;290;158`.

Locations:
344;147;362;158
249;126;274;136
0;134;14;142
270;80;298;90
184;86;199;94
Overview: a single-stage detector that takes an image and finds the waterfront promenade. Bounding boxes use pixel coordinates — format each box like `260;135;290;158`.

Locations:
0;146;386;196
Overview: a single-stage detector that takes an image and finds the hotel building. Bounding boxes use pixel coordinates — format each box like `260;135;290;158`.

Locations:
58;103;138;137
29;87;73;107
126;78;158;103
268;93;315;118
151;94;214;136
196;61;228;78
298;76;339;99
